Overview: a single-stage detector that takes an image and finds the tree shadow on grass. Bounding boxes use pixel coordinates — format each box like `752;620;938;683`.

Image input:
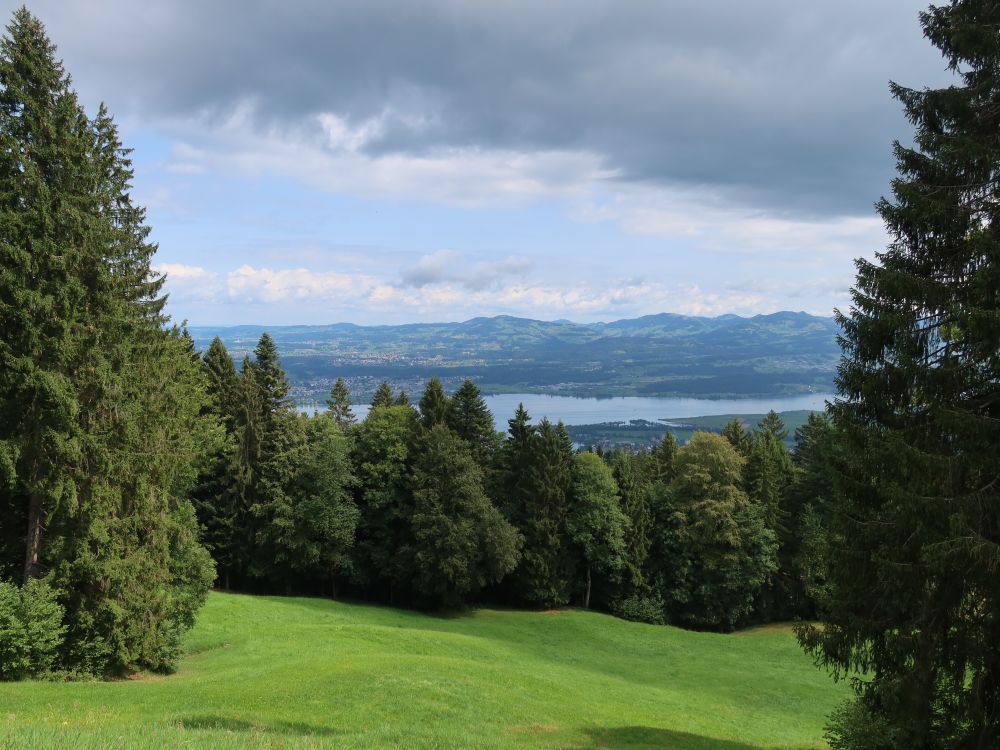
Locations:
571;725;815;750
177;715;342;738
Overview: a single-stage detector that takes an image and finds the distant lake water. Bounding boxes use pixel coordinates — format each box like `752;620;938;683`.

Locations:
299;392;835;430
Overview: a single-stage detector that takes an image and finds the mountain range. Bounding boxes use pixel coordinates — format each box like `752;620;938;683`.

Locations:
188;311;841;402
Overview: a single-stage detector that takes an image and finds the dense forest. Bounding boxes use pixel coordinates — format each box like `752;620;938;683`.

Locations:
1;3;1000;749
187;335;833;629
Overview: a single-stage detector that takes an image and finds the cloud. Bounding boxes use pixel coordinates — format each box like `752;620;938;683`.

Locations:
401;251;535;290
16;0;951;217
225;265;379;303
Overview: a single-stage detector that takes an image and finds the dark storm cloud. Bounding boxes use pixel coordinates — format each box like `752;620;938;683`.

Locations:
14;0;951;216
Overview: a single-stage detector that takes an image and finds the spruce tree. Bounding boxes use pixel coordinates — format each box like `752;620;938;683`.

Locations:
800;3;1000;744
511;418;575;608
721;418;752;457
418;377;450;429
370;381;394;409
447;378;496;459
0;10;214;674
611;452;653;596
326;377;355;430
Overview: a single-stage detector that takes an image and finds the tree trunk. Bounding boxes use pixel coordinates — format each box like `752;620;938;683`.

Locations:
584;565;592;609
22;493;43;584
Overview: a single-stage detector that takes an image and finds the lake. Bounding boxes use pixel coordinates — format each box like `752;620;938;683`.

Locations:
300;392;835;430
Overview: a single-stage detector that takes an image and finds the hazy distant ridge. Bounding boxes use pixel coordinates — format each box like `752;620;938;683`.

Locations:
189;311;840;401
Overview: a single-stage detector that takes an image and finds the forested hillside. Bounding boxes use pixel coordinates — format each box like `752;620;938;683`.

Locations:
189;311;839;401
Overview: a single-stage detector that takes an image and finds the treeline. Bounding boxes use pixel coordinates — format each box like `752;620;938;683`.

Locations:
195;333;837;630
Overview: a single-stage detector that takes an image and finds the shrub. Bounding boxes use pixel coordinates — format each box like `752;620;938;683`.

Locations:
0;579;66;680
612;593;665;625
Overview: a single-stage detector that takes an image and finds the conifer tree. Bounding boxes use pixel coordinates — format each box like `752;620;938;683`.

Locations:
800;3;1000;744
326;377;355;429
611;452;653;596
647;432;678;485
394;390;411;407
721;418;752;457
0;10;214;674
511;418;575;607
370;381;394;409
447;378;496;459
418;377;450;428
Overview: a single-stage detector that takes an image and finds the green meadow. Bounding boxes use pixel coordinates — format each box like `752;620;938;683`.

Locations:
1;592;847;749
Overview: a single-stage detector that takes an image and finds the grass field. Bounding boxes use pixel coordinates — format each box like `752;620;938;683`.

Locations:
1;592;846;749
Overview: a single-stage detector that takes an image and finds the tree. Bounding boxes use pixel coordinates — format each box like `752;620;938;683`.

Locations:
404;424;520;608
610;451;653;597
447;378;496;460
326;377;355;430
568;452;626;608
721;418;752;457
651;433;777;631
799;3;1000;745
510;418;575;608
350;405;418;600
370;381;394;409
0;10;214;675
244;332;306;592
287;416;358;593
418;377;450;429
647;432;678;485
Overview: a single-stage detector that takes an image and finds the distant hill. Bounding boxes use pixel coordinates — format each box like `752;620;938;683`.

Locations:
188;311;841;402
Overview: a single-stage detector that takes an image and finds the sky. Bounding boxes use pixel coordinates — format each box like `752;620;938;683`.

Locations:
7;1;954;325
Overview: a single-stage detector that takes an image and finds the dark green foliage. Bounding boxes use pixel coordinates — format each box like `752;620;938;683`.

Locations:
350;405;418;598
394;390;411;407
800;3;1000;745
240;336;305;588
610;592;666;625
568;452;627;608
0;578;65;680
721;419;752;457
651;433;778;631
0;9;214;676
647;432;678;484
447;379;495;459
404;424;520;608
610;452;653;596
287;416;358;587
326;377;355;430
370;381;394;409
418;377;450;429
510;418;575;608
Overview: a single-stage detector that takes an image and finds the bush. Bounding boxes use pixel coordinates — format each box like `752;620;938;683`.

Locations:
612;593;665;625
0;579;66;680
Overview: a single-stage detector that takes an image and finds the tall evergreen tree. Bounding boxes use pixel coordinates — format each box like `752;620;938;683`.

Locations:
447;378;496;459
418;377;450;429
511;418;575;608
0;9;214;674
611;452;653;596
370;381;394;410
800;3;1000;745
721;418;752;457
326;377;355;430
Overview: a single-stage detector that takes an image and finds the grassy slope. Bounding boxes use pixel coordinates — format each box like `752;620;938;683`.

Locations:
1;593;846;749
